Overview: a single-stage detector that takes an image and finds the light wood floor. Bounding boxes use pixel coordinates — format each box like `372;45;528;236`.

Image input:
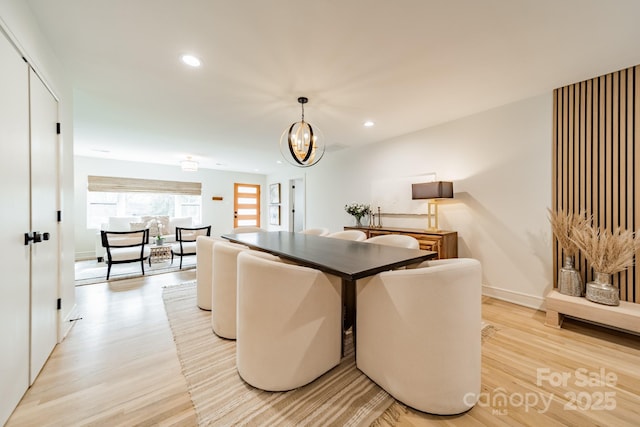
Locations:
7;272;640;426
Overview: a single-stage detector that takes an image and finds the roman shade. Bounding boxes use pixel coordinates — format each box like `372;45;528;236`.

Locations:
88;175;201;195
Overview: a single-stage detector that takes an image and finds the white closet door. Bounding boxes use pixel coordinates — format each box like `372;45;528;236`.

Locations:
29;69;59;383
0;32;30;425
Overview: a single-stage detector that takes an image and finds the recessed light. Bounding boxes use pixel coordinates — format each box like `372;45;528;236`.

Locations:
364;120;375;127
181;54;201;67
276;160;283;164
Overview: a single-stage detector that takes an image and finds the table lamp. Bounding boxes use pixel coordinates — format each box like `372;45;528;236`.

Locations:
411;181;454;231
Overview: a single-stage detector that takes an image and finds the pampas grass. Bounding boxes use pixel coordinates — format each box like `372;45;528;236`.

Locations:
548;209;591;257
571;223;640;274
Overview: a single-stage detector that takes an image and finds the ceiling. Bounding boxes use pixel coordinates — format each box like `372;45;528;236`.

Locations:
26;0;640;174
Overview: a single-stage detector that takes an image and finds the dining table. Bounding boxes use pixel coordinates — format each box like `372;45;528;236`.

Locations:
221;230;438;356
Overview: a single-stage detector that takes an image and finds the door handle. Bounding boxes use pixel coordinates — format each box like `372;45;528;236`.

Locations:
24;231;39;245
23;231;49;245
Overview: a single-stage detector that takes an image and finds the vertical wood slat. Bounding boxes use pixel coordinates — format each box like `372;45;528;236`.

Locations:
553;65;639;304
635;65;640;302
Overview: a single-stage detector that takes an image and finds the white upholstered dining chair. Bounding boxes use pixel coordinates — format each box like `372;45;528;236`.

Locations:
231;226;265;233
236;251;342;391
356;258;482;415
211;241;249;339
363;234;420;249
299;227;330;236
326;230;366;241
195;235;226;310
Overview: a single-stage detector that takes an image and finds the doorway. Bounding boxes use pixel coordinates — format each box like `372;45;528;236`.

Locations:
233;183;261;228
289;178;305;232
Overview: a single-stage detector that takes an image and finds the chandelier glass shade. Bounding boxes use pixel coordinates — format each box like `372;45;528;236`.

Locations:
180;157;199;172
279;97;325;167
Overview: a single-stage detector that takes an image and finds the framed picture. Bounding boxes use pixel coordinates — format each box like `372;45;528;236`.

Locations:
269;183;281;204
269;205;281;225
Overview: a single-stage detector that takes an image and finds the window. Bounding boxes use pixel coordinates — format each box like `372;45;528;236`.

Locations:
86;176;202;228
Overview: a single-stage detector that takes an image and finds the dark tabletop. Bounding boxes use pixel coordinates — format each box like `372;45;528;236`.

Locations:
221;231;437;281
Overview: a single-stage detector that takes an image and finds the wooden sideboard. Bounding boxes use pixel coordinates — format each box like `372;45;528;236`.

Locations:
344;226;458;259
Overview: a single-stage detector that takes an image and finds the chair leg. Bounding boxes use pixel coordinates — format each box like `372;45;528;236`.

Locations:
170;252;174;265
141;259;145;276
179;255;183;269
106;263;112;280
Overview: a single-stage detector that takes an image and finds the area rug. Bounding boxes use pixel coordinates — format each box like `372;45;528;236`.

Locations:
75;257;196;286
163;282;496;426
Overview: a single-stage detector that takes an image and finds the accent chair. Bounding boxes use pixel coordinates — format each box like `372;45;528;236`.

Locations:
101;229;151;280
171;225;211;269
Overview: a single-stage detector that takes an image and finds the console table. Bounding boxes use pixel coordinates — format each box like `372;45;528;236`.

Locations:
344;226;457;259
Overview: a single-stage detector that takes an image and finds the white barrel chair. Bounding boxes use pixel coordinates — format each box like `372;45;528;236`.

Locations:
299;227;330;236
356;258;482;415
231;226;265;233
195;235;226;310
363;234;420;249
326;230;366;241
211;241;249;339
236;251;342;391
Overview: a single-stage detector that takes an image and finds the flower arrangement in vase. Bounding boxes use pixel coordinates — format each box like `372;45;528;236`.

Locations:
344;202;371;227
570;220;640;306
548;209;590;296
155;223;165;246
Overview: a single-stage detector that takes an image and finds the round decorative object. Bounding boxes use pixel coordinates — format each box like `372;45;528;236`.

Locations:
279;97;325;167
585;271;619;306
557;255;583;297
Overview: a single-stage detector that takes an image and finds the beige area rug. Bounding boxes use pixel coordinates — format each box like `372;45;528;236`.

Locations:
75;256;196;286
163;282;495;426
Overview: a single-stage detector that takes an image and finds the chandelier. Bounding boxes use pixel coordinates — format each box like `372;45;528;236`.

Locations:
180;157;198;172
279;97;325;167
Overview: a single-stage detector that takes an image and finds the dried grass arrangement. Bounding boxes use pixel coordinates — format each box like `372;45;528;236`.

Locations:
570;223;640;275
548;209;591;257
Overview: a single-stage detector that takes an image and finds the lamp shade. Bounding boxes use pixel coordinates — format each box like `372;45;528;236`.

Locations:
411;181;453;200
181;158;199;172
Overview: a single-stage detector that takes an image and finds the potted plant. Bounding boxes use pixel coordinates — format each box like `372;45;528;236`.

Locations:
548;209;590;296
345;202;371;228
571;222;640;306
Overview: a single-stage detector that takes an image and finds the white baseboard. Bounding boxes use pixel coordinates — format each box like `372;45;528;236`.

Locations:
59;302;80;342
75;251;96;261
482;284;545;310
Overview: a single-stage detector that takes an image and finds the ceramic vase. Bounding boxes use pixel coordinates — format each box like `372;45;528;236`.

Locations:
585;271;619;306
557;255;583;297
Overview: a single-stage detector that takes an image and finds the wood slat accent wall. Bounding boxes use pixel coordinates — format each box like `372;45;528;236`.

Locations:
553;65;639;304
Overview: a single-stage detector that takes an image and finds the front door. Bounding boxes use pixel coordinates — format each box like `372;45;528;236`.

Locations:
233;183;261;228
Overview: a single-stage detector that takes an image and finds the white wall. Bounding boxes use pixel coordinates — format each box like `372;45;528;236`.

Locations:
0;1;76;339
269;93;553;308
74;156;267;259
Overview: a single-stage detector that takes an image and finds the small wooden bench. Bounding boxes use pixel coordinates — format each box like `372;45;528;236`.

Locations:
545;290;640;334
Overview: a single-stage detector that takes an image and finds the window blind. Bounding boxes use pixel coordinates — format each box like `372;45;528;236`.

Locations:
88;175;201;195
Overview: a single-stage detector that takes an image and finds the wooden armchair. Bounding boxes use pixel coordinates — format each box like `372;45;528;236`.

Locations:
100;229;151;279
171;225;211;269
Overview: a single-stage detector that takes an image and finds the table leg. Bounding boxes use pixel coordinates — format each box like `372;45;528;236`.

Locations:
342;279;356;358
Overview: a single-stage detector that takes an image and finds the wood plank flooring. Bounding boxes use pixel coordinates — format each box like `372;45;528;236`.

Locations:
6;271;640;426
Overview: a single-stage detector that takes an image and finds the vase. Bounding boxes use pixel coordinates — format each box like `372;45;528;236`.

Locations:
557;255;583;297
585;271;619;306
354;216;363;227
